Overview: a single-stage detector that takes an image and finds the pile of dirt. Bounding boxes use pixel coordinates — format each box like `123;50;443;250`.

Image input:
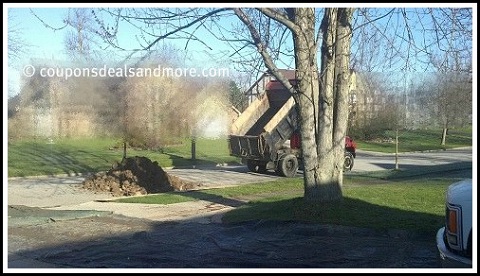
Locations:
82;156;201;197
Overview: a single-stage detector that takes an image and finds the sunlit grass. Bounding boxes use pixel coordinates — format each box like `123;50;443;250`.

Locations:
113;172;460;234
7;137;240;177
8;127;471;177
355;127;472;153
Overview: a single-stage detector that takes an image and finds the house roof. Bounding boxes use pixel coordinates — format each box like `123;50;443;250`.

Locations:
267;69;296;81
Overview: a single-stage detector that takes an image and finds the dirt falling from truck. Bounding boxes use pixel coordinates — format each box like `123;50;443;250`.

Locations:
82;156;202;197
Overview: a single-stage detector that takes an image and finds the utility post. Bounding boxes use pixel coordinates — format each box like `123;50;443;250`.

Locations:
191;136;196;162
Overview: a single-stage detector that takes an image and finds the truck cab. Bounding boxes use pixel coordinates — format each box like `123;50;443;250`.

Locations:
289;131;357;173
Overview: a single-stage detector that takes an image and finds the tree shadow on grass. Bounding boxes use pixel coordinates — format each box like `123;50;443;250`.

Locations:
8;143;104;177
221;196;444;237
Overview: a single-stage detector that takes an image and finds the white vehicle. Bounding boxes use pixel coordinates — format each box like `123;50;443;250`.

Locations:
436;178;473;268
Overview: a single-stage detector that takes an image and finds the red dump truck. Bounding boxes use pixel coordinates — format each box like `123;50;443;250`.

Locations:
228;78;357;177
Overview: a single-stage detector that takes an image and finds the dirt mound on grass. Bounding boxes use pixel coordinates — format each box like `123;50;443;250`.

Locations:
82;156;201;197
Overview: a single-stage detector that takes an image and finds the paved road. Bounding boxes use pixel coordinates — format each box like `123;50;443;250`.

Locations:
7;147;473;208
352;147;473;172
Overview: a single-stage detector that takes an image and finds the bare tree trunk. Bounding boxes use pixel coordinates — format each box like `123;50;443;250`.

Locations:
298;8;354;202
236;7;354;202
332;8;355;190
440;107;448;146
441;127;447;146
306;8;339;202
289;8;324;201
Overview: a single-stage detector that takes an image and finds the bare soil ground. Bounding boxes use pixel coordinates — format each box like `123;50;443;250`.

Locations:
82;156;201;196
8;209;441;269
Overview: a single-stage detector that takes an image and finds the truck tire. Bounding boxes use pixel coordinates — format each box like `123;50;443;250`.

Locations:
277;154;298;178
344;151;354;171
246;160;267;174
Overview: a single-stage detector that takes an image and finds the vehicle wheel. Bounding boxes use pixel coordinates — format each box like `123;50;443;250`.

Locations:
257;163;267;173
247;160;267;174
277;154;299;178
344;151;354;171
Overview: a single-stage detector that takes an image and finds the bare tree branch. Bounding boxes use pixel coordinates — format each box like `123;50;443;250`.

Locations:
256;8;299;33
233;8;296;95
142;8;230;51
8;11;29;62
30;8;69;31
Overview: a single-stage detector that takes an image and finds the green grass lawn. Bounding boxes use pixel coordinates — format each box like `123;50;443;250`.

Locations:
7;137;241;177
114;172;458;235
7;127;472;177
355;127;472;153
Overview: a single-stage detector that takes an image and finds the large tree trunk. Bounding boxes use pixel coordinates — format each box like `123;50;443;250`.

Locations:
236;7;355;203
290;8;324;202
293;8;339;202
311;8;353;202
317;8;341;202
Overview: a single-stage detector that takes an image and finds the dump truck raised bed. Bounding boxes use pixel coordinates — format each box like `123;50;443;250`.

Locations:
228;78;356;177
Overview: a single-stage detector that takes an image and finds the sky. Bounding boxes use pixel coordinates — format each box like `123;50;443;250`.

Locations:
5;6;244;98
5;3;476;99
6;7;239;64
8;8;67;61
